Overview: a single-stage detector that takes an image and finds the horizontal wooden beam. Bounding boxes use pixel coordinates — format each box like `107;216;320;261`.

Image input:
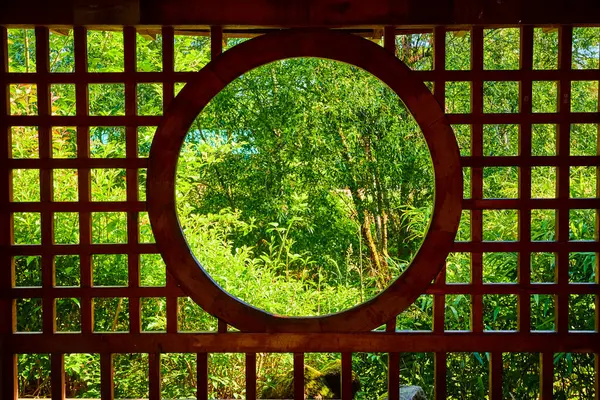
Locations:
1;0;600;26
4;282;599;299
4;69;600;84
4;332;600;353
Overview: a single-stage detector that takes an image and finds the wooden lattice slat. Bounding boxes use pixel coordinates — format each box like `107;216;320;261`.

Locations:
245;352;257;400
74;25;93;336
124;25;141;336
489;352;503;399
197;352;209;400
470;26;485;335
100;353;114;400
556;25;573;336
517;25;533;334
294;352;304;399
341;352;353;400
0;24;17;399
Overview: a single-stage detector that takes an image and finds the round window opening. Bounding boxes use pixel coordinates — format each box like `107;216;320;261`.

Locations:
147;30;461;332
175;57;435;317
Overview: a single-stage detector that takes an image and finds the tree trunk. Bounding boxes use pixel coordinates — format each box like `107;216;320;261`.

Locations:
337;128;389;285
375;214;382;244
361;212;389;287
382;211;389;260
361;212;381;271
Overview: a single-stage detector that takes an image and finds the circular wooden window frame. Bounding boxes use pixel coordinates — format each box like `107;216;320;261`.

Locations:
147;29;462;333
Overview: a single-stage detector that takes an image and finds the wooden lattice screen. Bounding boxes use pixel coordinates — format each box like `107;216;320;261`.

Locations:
1;24;599;399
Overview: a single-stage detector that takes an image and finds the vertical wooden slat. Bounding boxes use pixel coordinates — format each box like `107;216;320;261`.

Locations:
386;319;399;400
434;352;447;400
433;26;446;109
0;25;15;341
556;26;573;335
148;353;161;400
162;26;174;107
594;29;600;400
245;353;257;400
0;353;17;400
384;26;396;57
161;26;178;335
74;26;92;334
51;353;65;400
165;275;178;333
388;352;400;400
518;25;534;333
596;29;600;400
293;352;304;400
211;26;223;58
540;352;553;399
100;353;114;400
470;26;484;334
596;33;600;400
489;352;503;399
341;352;353;400
197;352;208;400
431;35;447;400
0;26;16;400
432;25;447;340
123;26;140;334
34;27;55;336
433;270;446;333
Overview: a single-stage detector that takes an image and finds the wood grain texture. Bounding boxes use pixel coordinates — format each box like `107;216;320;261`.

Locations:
4;332;600;353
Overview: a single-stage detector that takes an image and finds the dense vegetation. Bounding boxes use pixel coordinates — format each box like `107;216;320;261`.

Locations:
7;27;599;399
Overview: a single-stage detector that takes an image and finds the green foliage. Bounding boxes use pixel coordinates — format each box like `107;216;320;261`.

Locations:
262;359;360;399
176;57;435;315
8;29;36;72
87;30;124;72
446;352;489;399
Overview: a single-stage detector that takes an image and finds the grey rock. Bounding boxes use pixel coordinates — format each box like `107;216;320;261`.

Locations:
400;386;427;400
380;385;427;400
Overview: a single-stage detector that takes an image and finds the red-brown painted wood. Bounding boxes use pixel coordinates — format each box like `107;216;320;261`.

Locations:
1;21;599;400
2;0;600;26
197;352;208;400
100;353;114;400
518;25;533;334
294;353;304;399
245;353;257;400
470;26;484;334
341;352;353;400
556;26;573;336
